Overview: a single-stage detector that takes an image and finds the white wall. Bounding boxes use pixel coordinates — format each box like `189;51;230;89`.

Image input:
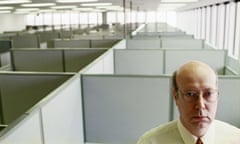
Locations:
0;14;26;33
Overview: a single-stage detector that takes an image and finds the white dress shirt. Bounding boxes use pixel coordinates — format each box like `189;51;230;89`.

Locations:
137;119;240;144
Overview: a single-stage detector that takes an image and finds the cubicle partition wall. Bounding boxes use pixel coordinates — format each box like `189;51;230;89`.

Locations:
52;39;120;48
81;48;114;74
0;40;12;67
217;76;240;127
11;34;39;48
0;72;72;125
114;49;164;75
225;56;240;75
37;31;60;48
0;40;11;53
131;34;193;40
161;39;204;49
138;23;180;33
53;39;90;48
136;31;186;36
164;49;227;74
11;48;107;72
114;49;226;75
82;75;171;144
0;74;84;144
126;38;204;49
127;39;161;49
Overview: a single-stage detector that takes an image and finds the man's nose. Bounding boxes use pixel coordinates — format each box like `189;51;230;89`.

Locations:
195;93;206;109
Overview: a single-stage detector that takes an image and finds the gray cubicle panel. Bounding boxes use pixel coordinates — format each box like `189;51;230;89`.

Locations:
161;39;204;49
11;34;39;48
90;39;120;48
137;31;186;36
165;49;226;74
64;48;108;72
114;49;164;75
217;76;240;127
82;75;171;144
59;30;73;39
0;40;11;53
131;35;160;39
225;56;240;75
159;35;194;39
0;73;72;125
37;31;60;43
11;49;64;72
53;39;90;48
126;39;161;49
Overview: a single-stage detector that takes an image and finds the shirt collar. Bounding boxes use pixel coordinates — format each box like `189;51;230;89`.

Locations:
177;119;215;144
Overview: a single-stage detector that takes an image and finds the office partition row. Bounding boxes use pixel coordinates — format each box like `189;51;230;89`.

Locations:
0;24;239;144
114;49;227;75
52;39;121;48
11;48;108;72
126;38;204;49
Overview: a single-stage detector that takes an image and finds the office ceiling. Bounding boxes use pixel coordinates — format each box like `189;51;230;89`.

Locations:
0;0;199;13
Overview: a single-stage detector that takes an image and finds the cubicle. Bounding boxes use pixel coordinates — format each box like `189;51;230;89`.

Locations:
0;40;11;67
82;74;171;144
52;38;120;48
0;74;84;144
126;38;204;49
10;48;108;72
0;40;11;53
0;72;73;125
11;34;39;48
114;49;227;75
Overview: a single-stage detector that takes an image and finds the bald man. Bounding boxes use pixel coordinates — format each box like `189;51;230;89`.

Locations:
137;61;240;144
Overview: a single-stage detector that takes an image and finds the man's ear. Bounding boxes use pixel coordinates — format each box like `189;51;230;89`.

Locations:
172;88;179;107
173;88;178;100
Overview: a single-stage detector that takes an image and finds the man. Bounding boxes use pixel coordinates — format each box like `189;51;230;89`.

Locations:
137;61;240;144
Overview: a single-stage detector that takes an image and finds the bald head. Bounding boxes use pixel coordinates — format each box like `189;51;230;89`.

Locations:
172;61;219;137
172;61;218;91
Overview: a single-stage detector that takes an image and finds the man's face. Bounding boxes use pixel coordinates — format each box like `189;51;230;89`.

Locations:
174;63;218;137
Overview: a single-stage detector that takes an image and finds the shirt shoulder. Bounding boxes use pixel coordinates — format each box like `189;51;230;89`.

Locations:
214;120;240;143
137;120;183;144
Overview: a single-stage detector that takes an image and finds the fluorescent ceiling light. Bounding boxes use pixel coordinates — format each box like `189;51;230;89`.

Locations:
73;7;95;11
51;5;77;9
21;3;56;7
16;8;39;12
81;3;112;6
0;10;11;14
0;7;13;10
73;8;105;12
0;0;31;5
98;5;123;11
57;0;98;3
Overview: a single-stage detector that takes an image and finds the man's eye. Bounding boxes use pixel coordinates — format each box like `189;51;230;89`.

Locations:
205;91;213;97
186;92;196;97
